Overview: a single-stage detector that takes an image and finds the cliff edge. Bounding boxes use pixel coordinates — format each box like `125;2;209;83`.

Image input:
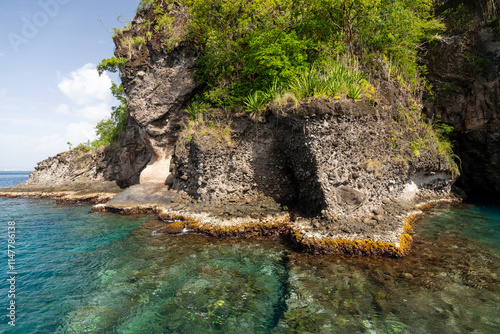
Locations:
1;0;468;256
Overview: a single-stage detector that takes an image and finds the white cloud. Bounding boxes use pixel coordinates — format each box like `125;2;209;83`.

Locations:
55;102;111;122
66;122;97;145
55;103;70;115
0;127;95;170
0;115;98;169
2;113;61;128
0;63;118;170
58;63;113;106
34;134;66;152
56;63;115;122
76;103;112;121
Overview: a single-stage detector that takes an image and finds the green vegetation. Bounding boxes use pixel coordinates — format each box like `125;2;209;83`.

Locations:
464;55;491;76
441;3;471;34
179;108;233;148
188;0;440;108
117;0;443;111
92;82;129;147
95;0;458;169
185;99;208;121
433;121;460;171
133;36;146;47
388;102;459;175
179;97;233;146
244;91;268;119
440;0;499;33
97;57;128;75
238;61;368;118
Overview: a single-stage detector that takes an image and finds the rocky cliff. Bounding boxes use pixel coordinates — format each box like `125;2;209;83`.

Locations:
114;7;198;185
168;97;456;239
90;83;458;256
2;1;469;256
424;0;500;194
92;25;459;255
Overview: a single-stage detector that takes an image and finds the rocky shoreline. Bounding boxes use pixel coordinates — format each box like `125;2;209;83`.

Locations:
0;96;463;257
0;190;115;204
91;190;461;257
7;0;494;258
0;182;460;257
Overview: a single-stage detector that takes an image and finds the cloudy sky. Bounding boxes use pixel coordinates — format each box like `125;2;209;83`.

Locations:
0;0;139;170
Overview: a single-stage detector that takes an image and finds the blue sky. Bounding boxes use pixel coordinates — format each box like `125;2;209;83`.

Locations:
0;0;140;170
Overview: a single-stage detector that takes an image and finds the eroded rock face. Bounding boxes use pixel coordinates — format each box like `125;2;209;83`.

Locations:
270;100;455;224
424;7;500;194
172;118;296;206
117;27;199;184
173;99;456;229
104;121;152;188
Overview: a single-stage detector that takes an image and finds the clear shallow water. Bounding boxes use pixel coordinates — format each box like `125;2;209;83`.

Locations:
278;203;500;333
1;173;499;333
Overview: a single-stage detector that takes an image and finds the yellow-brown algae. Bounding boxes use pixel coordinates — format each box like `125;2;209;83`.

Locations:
87;197;463;256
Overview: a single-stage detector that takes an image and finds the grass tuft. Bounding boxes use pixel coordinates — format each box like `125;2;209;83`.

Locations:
244;91;269;119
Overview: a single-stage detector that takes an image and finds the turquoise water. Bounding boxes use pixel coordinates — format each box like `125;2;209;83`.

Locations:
1;172;499;333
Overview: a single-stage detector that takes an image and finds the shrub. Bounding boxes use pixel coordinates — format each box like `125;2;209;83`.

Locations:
291;70;323;99
347;85;362;100
441;4;471;34
133;36;146;47
273;92;298;108
179;116;233;148
286;63;364;101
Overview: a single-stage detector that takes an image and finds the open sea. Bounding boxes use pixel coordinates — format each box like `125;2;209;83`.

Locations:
1;171;499;333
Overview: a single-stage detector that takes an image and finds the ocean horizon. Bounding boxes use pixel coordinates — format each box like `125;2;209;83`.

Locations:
0;171;32;173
